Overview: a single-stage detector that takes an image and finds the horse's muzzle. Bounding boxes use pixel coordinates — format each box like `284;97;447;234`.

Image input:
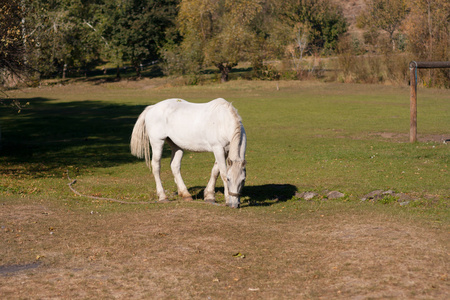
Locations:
228;192;241;208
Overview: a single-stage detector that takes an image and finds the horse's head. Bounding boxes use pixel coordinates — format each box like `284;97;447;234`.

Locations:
226;159;246;208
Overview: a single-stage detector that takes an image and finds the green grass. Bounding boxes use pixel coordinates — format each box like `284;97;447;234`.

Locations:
0;81;449;299
1;80;449;218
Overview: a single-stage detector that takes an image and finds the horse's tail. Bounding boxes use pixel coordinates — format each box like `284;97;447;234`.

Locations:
131;106;152;167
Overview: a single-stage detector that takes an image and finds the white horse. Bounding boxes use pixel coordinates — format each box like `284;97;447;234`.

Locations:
130;98;247;208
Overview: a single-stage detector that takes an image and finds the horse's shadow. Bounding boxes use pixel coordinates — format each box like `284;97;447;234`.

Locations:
188;184;297;207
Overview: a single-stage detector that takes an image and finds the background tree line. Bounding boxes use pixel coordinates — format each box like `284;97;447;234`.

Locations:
1;0;449;87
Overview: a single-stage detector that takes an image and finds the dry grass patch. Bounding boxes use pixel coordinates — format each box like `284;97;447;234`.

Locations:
1;199;448;299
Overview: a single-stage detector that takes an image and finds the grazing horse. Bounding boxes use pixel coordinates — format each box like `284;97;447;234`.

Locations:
131;98;247;208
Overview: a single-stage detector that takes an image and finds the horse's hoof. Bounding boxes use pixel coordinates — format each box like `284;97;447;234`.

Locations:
183;196;194;202
158;198;170;203
226;202;240;209
204;198;216;204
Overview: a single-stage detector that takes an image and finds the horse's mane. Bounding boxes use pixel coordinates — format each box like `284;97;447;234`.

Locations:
211;98;244;161
211;98;242;122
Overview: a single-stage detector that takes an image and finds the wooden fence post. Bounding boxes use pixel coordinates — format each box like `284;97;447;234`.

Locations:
408;61;450;143
409;61;417;143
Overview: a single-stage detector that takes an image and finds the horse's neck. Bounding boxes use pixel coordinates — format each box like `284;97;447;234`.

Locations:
228;124;246;161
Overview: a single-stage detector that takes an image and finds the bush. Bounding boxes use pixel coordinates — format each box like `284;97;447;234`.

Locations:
336;36;415;85
160;44;202;77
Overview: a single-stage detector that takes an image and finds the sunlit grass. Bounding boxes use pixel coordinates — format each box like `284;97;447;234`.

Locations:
1;80;448;216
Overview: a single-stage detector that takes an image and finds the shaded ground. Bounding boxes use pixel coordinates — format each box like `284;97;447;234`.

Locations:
1;200;448;299
0;96;147;176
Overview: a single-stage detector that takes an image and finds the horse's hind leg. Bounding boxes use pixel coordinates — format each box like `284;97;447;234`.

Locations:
204;161;219;202
169;142;193;201
150;139;168;201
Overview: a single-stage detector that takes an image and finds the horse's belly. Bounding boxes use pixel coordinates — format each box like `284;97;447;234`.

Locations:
167;134;215;152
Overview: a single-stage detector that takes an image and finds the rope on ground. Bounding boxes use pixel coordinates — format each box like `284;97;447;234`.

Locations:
67;170;153;204
66;170;224;206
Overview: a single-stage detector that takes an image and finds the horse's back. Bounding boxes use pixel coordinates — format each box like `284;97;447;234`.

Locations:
149;98;232;121
154;98;228;110
144;98;236;152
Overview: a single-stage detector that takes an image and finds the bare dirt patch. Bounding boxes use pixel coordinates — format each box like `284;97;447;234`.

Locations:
0;201;448;299
368;132;450;143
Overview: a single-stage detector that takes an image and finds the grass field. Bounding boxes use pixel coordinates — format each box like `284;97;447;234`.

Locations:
1;79;449;299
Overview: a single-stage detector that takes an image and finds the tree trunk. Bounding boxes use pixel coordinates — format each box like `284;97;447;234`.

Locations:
220;70;229;83
116;66;121;80
21;0;28;65
134;62;141;79
217;63;231;83
62;63;67;79
391;34;396;51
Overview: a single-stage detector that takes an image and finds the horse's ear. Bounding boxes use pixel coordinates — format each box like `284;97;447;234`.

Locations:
227;158;232;167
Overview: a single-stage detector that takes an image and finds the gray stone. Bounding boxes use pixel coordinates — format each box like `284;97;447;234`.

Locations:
327;191;345;199
304;192;319;200
296;191;318;201
294;191;303;198
382;190;396;196
361;190;384;201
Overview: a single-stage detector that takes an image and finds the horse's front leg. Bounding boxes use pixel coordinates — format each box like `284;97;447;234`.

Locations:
170;145;193;201
211;147;230;205
204;161;220;202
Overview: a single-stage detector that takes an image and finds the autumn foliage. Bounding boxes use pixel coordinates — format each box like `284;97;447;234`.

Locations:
0;0;449;86
0;0;27;85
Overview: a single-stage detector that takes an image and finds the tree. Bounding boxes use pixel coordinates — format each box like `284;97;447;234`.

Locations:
0;0;27;84
100;0;179;78
259;0;346;79
9;0;178;80
287;22;311;72
403;0;449;60
358;0;408;51
402;0;450;86
282;0;347;52
177;0;265;82
19;0;104;78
